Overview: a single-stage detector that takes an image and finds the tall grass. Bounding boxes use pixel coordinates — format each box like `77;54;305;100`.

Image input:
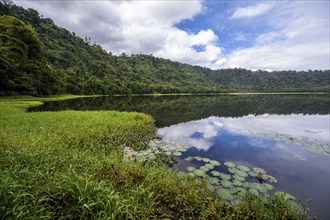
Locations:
0;96;306;219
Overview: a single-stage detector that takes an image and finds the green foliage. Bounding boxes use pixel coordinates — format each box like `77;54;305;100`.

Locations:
1;2;329;96
0;14;63;96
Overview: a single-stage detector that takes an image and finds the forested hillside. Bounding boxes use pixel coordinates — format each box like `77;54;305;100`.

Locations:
0;1;329;96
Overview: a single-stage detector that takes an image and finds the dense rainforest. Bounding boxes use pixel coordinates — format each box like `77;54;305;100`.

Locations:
0;1;329;96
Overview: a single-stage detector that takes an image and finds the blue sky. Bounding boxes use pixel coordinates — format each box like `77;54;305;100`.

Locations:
14;0;330;70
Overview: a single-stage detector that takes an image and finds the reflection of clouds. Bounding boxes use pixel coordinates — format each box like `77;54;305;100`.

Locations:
223;114;329;143
157;114;329;151
157;117;223;151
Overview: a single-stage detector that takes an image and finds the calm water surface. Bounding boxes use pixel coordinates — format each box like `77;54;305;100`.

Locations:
30;95;330;219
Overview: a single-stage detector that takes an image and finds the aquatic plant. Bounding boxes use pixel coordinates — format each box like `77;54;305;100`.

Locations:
221;180;234;188
211;171;221;177
217;188;235;201
209;160;221;166
200;166;210;172
194;169;205;177
224;161;236;168
233;174;245;182
204;163;214;169
219;173;232;181
208;177;220;185
237;165;250;172
186;166;195;172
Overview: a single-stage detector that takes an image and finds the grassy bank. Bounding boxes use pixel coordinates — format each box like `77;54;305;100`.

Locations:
0;96;305;219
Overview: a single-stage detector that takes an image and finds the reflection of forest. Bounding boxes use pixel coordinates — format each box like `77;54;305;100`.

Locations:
29;95;330;128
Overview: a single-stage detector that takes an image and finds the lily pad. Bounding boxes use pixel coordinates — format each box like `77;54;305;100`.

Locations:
253;167;266;174
194;156;204;161
228;167;238;174
185;156;194;161
251;183;267;193
235;170;248;178
186;166;195;172
208;177;220;185
237;165;250;172
248;171;258;177
200;166;209;172
231;187;246;197
173;152;182;156
219;173;232;180
264;174;278;183
194;169;205;177
221;179;234;188
217;188;235;201
224;161;236;168
203;158;211;163
205;163;215;169
233;174;245;182
209;160;220;166
263;183;274;191
211;171;221;177
242;182;251;188
232;179;243;186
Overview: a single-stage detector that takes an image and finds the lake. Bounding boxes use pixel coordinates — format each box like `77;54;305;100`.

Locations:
29;94;330;219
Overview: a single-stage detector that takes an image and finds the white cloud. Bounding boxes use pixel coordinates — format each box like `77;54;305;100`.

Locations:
157;117;224;151
155;29;224;69
231;3;274;19
224;2;330;70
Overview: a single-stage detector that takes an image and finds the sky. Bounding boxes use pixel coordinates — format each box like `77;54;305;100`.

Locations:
13;0;330;71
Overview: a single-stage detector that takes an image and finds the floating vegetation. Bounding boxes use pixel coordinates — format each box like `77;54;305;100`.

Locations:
217;188;235;201
144;138;290;206
185;156;194;161
221;180;234;188
173;151;182;156
211;171;221;177
208;177;220;185
224;161;236;168
209;160;220;166
255;132;330;156
203;158;211;163
200;166;209;172
186;166;195;172
228;167;237;174
249;167;277;183
219;173;231;181
205;163;215;169
235;170;249;178
232;179;243;186
194;169;205;177
253;167;266;174
194;156;204;161
233;174;245;182
237;165;250;172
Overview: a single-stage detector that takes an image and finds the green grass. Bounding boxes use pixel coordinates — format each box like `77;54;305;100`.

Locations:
0;96;307;219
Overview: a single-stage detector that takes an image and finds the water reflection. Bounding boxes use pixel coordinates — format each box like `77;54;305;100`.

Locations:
159;114;329;219
158;114;330;153
29;94;330;128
